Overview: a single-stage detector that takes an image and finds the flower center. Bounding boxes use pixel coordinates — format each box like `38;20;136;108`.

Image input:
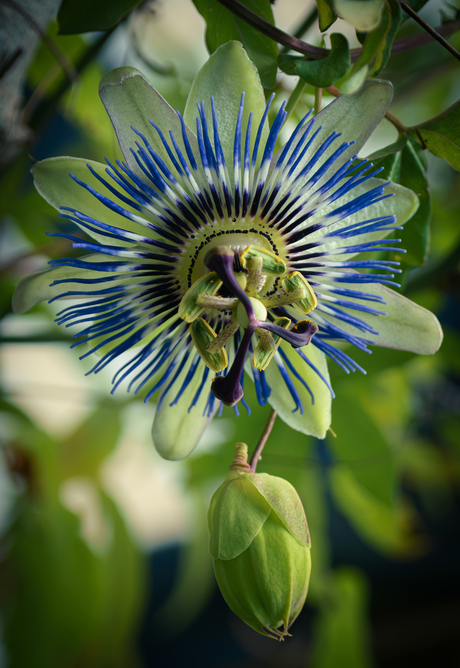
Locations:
236;298;267;328
178;244;319;406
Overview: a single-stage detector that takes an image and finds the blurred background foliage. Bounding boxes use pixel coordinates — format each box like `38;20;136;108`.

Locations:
0;0;460;666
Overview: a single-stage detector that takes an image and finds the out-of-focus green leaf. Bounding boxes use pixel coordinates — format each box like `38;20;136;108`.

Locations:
311;568;374;668
297;468;331;602
409;100;460;171
191;0;278;88
57;0;141;34
59;402;122;480
403;0;430;19
372;0;401;75
335;1;390;94
329;465;427;555
155;491;215;635
279;34;350;88
334;0;385;31
328;395;395;506
365;134;407;162
374;139;431;267
316;0;337;31
2;481;144;668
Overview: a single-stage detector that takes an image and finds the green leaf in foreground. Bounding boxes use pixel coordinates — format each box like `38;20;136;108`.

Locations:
334;0;390;94
57;0;141;34
191;0;278;88
409;100;460;171
316;0;337;32
279;34;350;88
372;139;431;267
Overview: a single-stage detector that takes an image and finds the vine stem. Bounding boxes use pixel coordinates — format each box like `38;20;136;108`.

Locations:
216;0;460;61
314;87;323;116
399;0;460;62
3;0;78;86
249;409;277;472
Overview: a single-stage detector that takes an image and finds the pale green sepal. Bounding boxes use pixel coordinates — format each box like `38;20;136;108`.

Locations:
213;514;311;638
208;471;271;560
307;180;419;260
248;473;310;547
12;255;119;314
282;272;317;314
276;80;393;193
190;318;228;372
99;66;199;180
178;271;222;323
184;41;268;178
152;358;217;461
324;282;443;354
264;343;332;438
334;0;385;31
241;245;287;276
32;157;142;245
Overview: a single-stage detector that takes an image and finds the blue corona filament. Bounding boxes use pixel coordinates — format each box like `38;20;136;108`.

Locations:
49;92;404;416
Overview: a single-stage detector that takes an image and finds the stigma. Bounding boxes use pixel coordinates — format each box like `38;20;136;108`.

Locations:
178;244;318;406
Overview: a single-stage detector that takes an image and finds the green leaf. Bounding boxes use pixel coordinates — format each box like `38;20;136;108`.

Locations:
328;395;395;505
373;0;401;75
409;100;460;171
365;134;407;162
57;0;141;34
311;569;374;668
335;1;391;94
184;41;269;175
329;465;425;555
280;34;350;88
59;403;122;479
191;0;278;88
263;343;332;439
334;0;385;31
379;139;431;268
316;0;337;31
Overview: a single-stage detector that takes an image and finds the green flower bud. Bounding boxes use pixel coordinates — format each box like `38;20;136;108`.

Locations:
208;444;311;640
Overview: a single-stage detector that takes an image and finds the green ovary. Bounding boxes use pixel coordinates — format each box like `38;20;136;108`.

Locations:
237;298;267;327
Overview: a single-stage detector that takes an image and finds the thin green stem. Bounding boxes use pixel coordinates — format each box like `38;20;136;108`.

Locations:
399;0;460;61
215;0;460;62
29;28;115;131
314;87;323;116
3;0;79;86
285;78;307;118
249;409;277;472
216;0;328;58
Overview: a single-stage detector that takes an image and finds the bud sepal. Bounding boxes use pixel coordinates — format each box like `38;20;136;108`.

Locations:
208;467;311;640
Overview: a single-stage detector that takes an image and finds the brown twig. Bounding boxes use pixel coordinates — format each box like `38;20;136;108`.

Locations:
3;0;78;86
216;0;460;63
249;409;277;472
399;0;460;61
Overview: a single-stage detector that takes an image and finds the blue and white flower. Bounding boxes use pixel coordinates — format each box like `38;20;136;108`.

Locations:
13;42;442;459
